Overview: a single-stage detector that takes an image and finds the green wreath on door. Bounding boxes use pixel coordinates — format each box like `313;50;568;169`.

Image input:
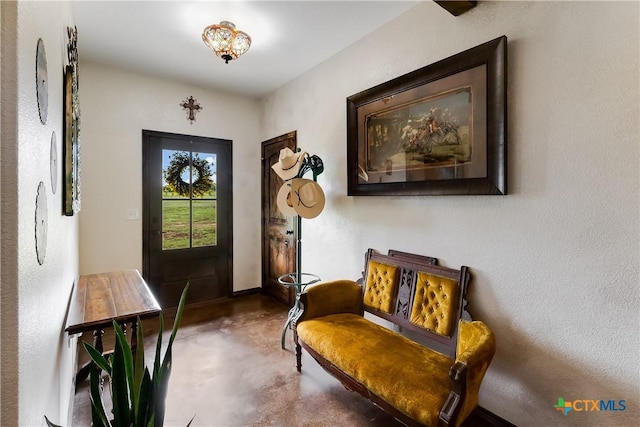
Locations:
164;151;214;197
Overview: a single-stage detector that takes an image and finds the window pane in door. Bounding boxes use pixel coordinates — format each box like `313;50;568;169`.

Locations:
162;200;190;250
192;200;217;247
191;151;217;248
162;150;190;199
191;152;217;199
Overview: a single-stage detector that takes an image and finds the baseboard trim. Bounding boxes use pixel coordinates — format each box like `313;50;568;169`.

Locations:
67;335;79;426
232;287;261;297
471;406;517;427
159;289;263;316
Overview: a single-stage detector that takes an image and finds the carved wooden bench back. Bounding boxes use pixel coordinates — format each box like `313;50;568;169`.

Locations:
362;249;471;359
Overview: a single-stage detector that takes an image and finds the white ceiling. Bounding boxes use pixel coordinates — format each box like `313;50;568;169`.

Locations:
72;1;422;99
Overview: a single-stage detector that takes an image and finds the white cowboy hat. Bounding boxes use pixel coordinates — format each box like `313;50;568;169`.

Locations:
271;147;305;181
276;181;298;217
290;178;325;219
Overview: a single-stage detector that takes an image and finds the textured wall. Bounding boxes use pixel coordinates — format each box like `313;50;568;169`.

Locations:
1;3;19;425
10;1;79;426
79;63;262;292
260;1;639;425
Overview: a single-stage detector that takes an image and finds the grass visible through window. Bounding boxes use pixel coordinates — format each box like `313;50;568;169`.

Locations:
162;199;216;250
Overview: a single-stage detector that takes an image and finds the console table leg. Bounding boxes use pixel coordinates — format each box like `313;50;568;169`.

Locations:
94;328;104;353
130;320;138;362
76;328;104;384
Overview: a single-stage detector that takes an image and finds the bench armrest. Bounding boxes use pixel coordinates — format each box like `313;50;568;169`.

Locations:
450;320;496;425
439;362;467;425
296;280;364;323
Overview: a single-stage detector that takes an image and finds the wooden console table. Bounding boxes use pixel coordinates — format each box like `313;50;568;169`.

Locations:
65;269;161;383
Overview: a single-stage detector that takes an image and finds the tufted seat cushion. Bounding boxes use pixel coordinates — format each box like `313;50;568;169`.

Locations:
297;313;452;426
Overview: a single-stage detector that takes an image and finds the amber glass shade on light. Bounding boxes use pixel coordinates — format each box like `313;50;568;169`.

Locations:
202;21;251;64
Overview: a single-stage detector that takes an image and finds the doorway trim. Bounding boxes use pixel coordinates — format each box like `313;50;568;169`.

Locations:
261;131;297;305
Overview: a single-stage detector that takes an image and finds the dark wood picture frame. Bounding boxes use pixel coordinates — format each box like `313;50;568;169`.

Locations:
62;66;74;215
347;36;507;196
63;27;81;216
63;64;81;215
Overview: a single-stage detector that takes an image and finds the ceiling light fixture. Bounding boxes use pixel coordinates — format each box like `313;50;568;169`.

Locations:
202;21;251;64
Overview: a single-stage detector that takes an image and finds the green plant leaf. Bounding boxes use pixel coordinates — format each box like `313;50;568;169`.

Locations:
169;281;190;345
83;341;112;375
136;368;153;426
113;319;136;422
150;312;164;422
44;415;63;427
111;323;132;426
133;316;146;422
89;362;110;427
154;282;189;427
89;395;110;427
154;346;172;427
153;313;164;382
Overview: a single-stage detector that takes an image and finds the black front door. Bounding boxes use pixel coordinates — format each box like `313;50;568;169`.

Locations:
142;130;232;308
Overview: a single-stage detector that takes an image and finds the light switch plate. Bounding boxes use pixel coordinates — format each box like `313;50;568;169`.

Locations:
127;208;140;220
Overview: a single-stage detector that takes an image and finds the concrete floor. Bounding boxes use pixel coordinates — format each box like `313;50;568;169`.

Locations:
72;294;493;427
73;294;404;426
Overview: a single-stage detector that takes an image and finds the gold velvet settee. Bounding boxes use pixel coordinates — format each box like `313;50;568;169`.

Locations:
293;249;496;427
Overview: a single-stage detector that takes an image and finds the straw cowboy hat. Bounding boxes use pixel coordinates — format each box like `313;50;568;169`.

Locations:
271;147;305;181
290;178;325;219
276;181;298;217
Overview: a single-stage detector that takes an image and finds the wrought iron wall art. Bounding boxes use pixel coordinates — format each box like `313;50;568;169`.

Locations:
181;96;202;124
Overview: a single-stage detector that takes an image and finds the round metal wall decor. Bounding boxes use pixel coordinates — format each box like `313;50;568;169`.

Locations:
35;181;48;265
50;131;57;194
36;38;48;125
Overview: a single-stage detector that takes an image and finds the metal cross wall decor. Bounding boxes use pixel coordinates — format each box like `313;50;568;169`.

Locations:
180;96;202;124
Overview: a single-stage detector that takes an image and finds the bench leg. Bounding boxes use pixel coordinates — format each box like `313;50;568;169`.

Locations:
294;335;302;372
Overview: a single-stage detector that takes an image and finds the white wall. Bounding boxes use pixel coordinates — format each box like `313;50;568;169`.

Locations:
260;1;639;425
2;1;79;425
78;63;262;292
0;3;18;425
